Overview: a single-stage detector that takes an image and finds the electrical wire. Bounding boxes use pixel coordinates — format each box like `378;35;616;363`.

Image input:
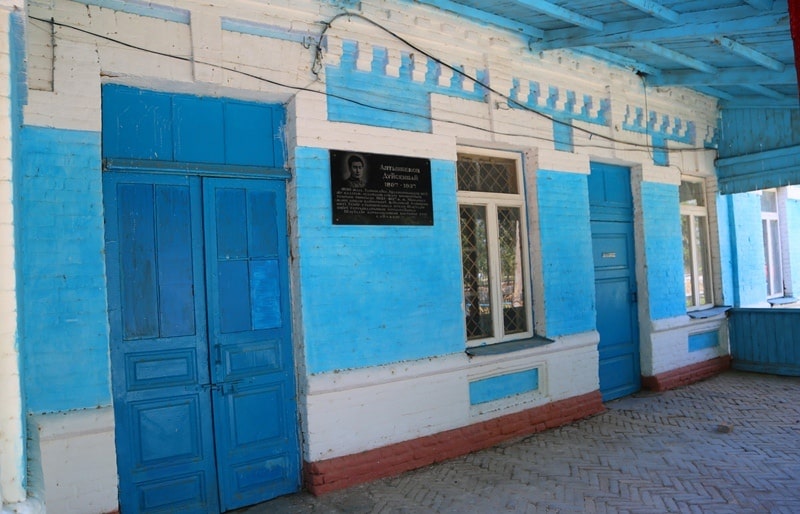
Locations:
28;12;715;158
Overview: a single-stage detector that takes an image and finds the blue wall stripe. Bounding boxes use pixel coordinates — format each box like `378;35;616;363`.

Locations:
18;126;111;413
294;147;464;373
469;368;539;405
221;18;313;43
75;0;190;23
688;331;719;352
641;181;685;320
537;171;595;337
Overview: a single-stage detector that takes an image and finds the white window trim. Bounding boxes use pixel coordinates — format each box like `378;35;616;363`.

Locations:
457;148;533;347
681;176;715;311
761;188;793;299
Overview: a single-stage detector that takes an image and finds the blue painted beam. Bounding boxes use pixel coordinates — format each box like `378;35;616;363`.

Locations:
721;96;800;109
537;7;787;50
648;67;796;86
634;41;716;73
415;0;544;39
693;85;735;101
707;36;785;71
617;0;680;23
743;83;787;99
511;0;603;31
744;0;775;10
577;47;661;76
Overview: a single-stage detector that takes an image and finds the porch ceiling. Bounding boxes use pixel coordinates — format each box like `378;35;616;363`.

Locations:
417;0;798;109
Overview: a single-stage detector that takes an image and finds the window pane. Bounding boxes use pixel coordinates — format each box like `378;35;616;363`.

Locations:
457;155;518;194
679;181;705;207
769;219;782;296
761;191;777;213
460;205;493;339
497;207;527;335
681;215;695;308
694;216;712;306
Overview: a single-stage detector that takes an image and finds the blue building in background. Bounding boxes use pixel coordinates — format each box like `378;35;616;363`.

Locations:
0;0;798;512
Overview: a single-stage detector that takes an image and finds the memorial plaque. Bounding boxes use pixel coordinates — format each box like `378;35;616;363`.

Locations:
330;150;433;225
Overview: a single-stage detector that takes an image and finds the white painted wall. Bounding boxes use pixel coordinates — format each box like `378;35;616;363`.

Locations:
0;3;24;508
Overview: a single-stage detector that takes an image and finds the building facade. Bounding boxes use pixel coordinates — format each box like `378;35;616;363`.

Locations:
0;0;797;512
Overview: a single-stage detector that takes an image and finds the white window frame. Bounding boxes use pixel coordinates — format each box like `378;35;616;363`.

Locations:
457;149;533;347
680;177;714;310
761;189;784;298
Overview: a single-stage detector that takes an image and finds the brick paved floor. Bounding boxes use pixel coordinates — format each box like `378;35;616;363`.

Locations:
237;371;800;513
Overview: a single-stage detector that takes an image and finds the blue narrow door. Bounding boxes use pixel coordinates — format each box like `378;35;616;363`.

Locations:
106;173;299;513
588;163;641;401
105;173;220;513
204;178;300;511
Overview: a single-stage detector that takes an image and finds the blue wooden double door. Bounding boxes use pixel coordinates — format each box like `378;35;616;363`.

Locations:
589;163;641;401
104;172;300;513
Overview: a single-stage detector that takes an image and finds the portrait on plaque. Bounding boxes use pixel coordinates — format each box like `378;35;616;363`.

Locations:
330;150;433;225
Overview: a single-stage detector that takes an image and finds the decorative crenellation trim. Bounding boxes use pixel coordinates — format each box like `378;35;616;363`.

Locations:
508;78;610;126
326;38;487;101
622;105;696;145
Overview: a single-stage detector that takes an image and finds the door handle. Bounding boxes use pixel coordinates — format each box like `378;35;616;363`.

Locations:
631;291;638;303
197;382;238;395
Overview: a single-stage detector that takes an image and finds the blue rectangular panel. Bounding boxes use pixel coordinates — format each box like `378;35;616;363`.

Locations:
251;259;281;330
218;260;252;333
688;331;719;352
230;386;283;446
233;455;289;491
247;190;278;258
173;95;225;164
216;188;248;259
224;102;277;167
132;396;203;466
155;184;196;337
139;473;207;512
102;85;173;160
469;369;539;405
118;183;159;339
126;349;197;390
224;340;280;380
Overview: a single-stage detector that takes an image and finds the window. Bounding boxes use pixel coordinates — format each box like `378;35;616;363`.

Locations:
457;152;531;346
761;189;783;298
680;178;713;309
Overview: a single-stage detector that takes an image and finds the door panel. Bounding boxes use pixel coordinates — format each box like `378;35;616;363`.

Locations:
589;163;641;402
204;178;300;510
106;173;298;513
106;173;219;513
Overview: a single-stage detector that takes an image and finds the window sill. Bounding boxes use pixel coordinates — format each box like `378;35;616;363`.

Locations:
465;335;555;357
687;305;731;319
768;296;797;306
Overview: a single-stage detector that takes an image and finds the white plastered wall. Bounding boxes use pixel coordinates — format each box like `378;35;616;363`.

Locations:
0;2;25;508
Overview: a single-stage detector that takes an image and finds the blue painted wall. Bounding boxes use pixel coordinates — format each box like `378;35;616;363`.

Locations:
17;127;111;413
294;147;464;374
640;181;685;320
537;171;595;336
727;192;765;306
716;193;735;306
